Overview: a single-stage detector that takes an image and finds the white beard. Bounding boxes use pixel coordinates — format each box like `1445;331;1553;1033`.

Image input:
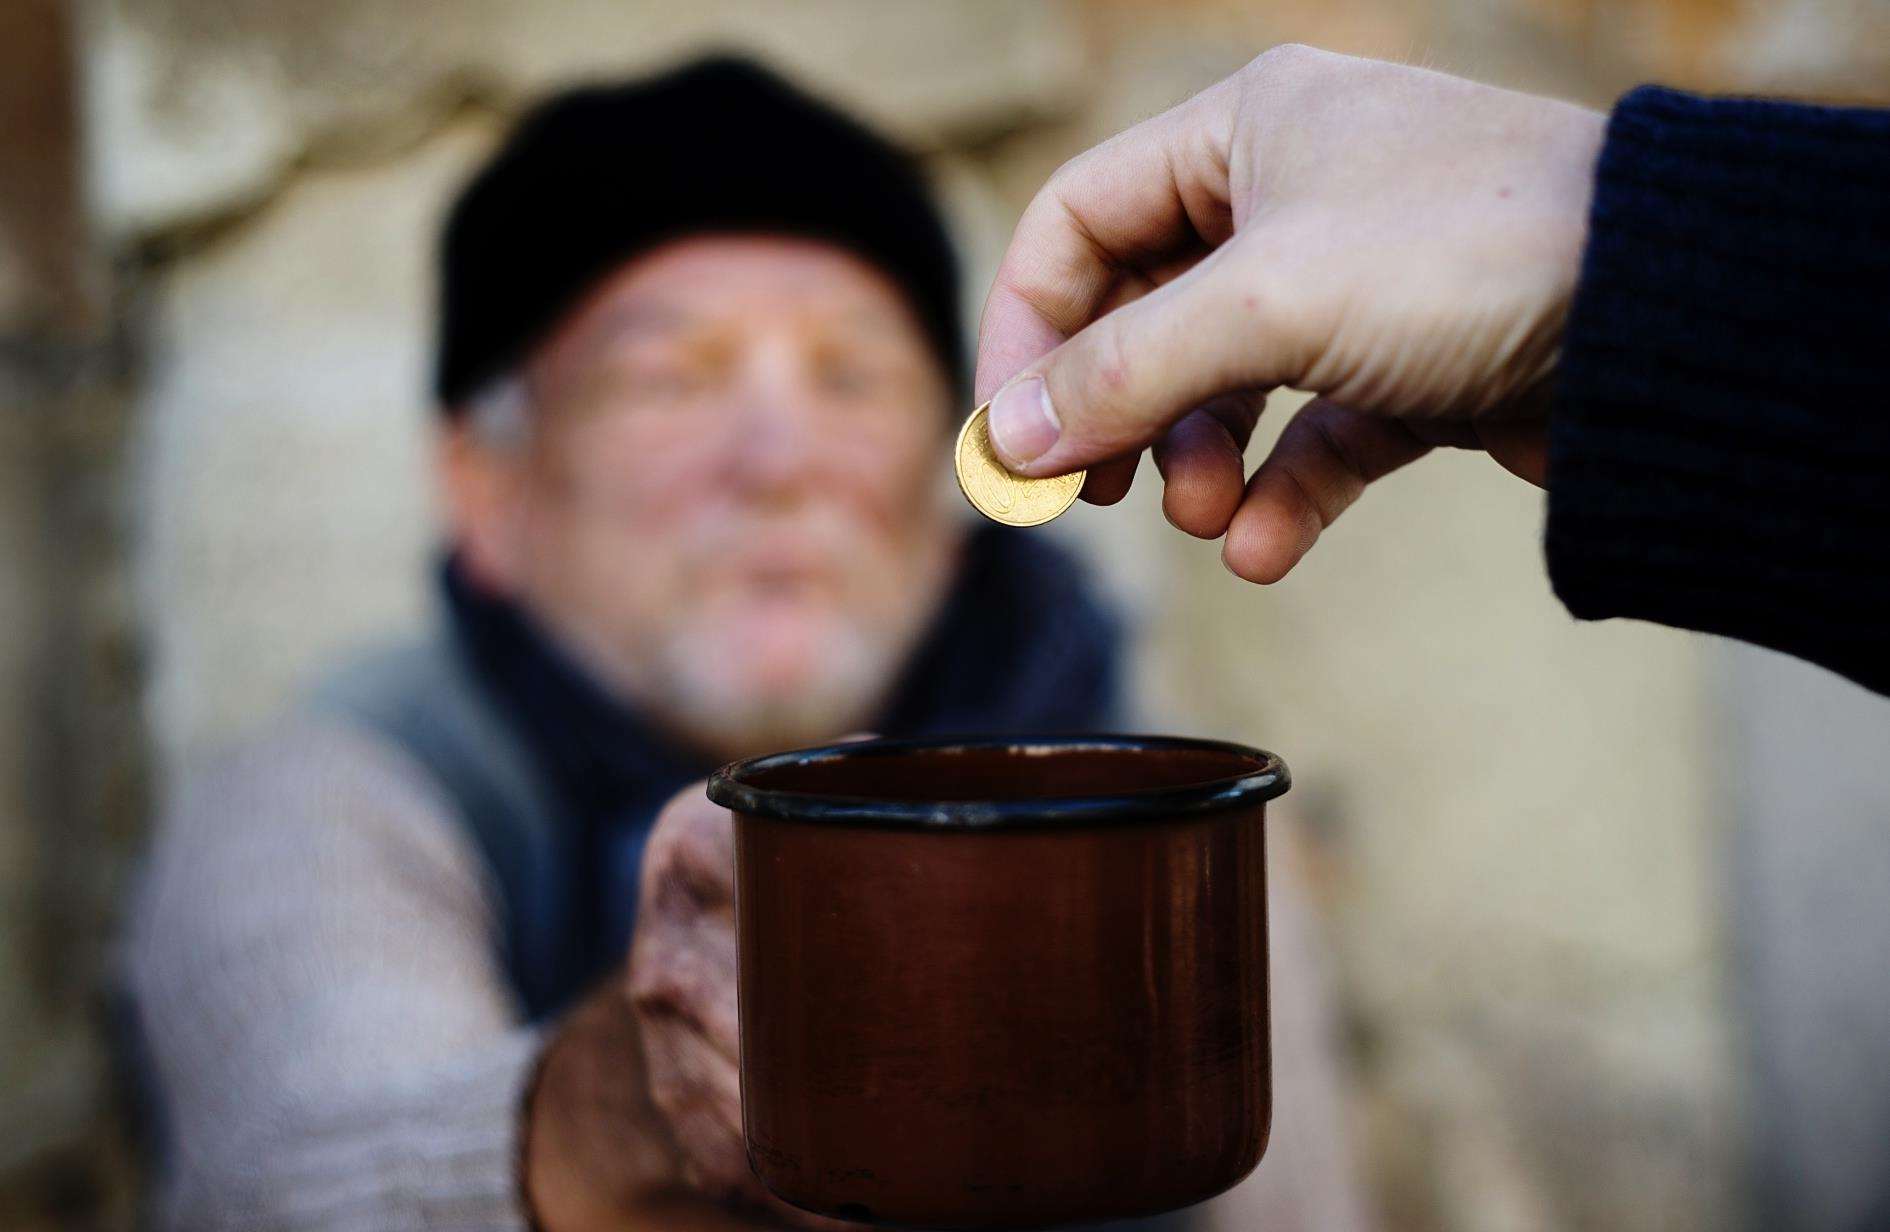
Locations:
539;491;960;762
638;608;918;760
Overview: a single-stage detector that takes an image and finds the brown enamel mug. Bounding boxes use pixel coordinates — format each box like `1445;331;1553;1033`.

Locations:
706;735;1289;1230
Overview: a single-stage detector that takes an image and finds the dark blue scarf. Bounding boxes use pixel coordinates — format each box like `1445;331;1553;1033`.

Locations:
443;525;1123;1013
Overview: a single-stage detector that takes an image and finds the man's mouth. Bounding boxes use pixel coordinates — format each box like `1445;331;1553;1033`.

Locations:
746;570;825;601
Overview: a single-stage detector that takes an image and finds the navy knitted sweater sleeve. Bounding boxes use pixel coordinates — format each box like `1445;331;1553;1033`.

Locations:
1546;85;1890;695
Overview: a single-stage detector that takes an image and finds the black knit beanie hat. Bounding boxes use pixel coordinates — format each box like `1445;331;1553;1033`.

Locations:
435;55;965;411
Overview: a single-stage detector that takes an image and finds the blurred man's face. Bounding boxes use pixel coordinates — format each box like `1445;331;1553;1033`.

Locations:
446;235;960;759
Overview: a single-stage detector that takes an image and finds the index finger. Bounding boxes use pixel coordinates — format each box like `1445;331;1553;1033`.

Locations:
641;783;735;917
974;80;1240;403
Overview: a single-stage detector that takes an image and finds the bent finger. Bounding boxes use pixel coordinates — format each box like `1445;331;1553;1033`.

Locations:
1222;399;1432;584
1154;392;1266;538
974;80;1240;403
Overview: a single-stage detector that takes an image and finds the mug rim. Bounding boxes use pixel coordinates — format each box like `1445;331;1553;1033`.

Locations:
707;733;1289;830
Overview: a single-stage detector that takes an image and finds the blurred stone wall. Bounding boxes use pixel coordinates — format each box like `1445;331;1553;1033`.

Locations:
5;0;1888;1228
2;3;143;1228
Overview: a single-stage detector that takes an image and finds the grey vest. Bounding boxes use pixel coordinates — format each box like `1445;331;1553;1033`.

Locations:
312;631;582;1017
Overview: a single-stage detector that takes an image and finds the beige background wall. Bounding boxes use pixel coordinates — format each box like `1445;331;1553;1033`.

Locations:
6;1;1890;1229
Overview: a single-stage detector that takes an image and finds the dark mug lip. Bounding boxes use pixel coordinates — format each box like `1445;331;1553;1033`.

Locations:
707;733;1289;831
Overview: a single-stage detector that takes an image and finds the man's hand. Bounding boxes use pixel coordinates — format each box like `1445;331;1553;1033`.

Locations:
630;785;851;1229
976;45;1605;582
525;784;846;1230
628;785;754;1206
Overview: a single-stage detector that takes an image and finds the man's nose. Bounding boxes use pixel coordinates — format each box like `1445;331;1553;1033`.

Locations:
725;372;821;499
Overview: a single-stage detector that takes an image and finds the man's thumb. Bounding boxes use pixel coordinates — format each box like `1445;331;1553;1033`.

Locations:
985;254;1292;477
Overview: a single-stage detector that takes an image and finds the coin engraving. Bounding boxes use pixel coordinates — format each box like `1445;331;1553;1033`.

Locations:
954;404;1084;528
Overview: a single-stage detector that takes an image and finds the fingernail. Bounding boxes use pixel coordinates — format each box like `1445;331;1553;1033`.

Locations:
988;376;1060;468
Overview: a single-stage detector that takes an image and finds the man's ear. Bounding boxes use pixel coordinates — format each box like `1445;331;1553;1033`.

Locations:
436;418;530;595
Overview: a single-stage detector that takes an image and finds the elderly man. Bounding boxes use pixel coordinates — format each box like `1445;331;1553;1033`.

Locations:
130;58;1367;1232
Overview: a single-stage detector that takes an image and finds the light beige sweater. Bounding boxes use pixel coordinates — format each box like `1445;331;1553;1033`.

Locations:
131;722;539;1230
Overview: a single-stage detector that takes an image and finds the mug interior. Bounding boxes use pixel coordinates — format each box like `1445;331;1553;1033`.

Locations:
710;736;1288;829
752;742;1256;799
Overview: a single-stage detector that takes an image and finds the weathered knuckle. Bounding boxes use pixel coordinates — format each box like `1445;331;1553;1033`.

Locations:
668;800;734;861
627;964;678;1013
636;945;734;1026
638;834;683;900
642;819;680;863
649;868;693;916
631;944;704;1003
634;965;695;1016
644;820;732;911
1247;41;1321;79
671;861;734;916
677;820;731;874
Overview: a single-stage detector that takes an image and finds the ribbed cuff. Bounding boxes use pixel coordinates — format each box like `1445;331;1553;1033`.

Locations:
1547;85;1890;694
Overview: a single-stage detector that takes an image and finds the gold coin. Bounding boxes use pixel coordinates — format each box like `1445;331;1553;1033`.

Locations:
954;403;1085;528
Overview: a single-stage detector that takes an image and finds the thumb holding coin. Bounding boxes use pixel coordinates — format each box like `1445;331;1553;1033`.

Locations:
973;45;1603;581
